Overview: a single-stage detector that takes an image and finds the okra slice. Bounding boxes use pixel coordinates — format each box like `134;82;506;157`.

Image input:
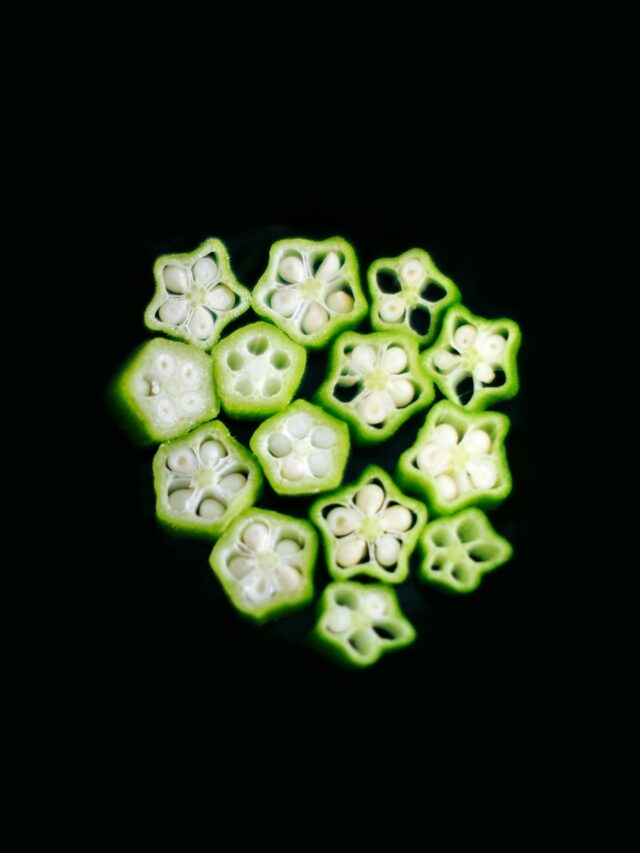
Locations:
396;400;511;515
153;421;263;539
250;400;349;496
211;322;306;419
109;338;218;445
418;508;512;593
314;330;434;445
209;508;318;624
310;466;426;584
311;582;415;669
368;248;460;346
144;238;250;350
252;237;367;349
423;305;521;410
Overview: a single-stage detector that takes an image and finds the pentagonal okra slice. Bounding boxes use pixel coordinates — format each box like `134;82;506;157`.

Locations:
314;330;434;445
418;508;512;593
368;248;460;347
310;466;427;584
252;237;367;349
311;582;415;669
153;421;263;539
211;322;306;419
109;338;219;445
396;400;512;515
209;508;318;624
144;238;251;350
250;400;349;496
423;305;521;411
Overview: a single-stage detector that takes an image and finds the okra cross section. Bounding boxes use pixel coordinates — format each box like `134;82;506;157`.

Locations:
419;508;512;593
310;466;427;584
209;509;318;624
153;421;263;539
211;322;306;419
144;238;251;350
252;237;367;349
250;400;349;496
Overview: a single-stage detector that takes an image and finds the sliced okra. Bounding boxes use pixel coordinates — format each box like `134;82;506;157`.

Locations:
252;237;367;349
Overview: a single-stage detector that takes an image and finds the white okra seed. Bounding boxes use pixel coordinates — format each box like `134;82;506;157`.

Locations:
301;302;329;334
228;556;253;579
242;570;273;604
436;474;458;501
326;507;358;537
308;451;332;478
463;429;491;454
376;535;401;567
351;344;376;369
315;251;341;280
433;350;460;371
168;488;193;512
168;447;198;475
275;539;302;555
416;443;452;474
242;522;270;550
361;592;386;618
155;353;176;377
271;289;299;318
163;265;189;294
336;537;367;567
400;257;427;287
156;398;178;424
432;423;459;447
356;483;385;516
453;324;477;351
220;472;247;492
381;346;408;374
326;605;352;633
380;505;412;532
478;333;506;362
388;378;415;408
199;440;226;465
288;413;313;439
267;432;292;458
379;296;405;323
474;362;495;384
180;362;201;387
158;298;189;325
310;426;336;449
326;291;354;313
198;498;225;519
180;391;204;414
275;564;301;592
467;459;498;490
356;392;388;425
207;285;234;311
193;257;217;284
281;457;306;481
189;306;214;340
278;256;305;283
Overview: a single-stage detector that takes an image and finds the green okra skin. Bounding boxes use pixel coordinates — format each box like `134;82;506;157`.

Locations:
396;400;512;516
310;466;427;584
153;421;263;540
108;338;219;446
314;330;435;445
251;237;368;349
422;304;521;411
368;248;460;347
209;508;318;625
310;582;416;669
250;400;349;496
418;508;512;594
211;322;306;420
144;238;251;351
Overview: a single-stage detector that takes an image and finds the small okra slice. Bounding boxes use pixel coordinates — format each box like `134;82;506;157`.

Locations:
423;304;521;411
368;248;460;347
209;508;318;624
211;322;306;419
250;400;349;496
418;508;512;593
311;582;415;669
310;466;427;584
396;400;512;515
252;237;367;349
144;238;251;351
153;421;263;539
314;330;434;445
108;338;218;445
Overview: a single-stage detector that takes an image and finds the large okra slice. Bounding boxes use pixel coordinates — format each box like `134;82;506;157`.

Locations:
211;322;306;419
209;509;318;624
153;421;263;539
144;238;250;350
250;400;349;496
252;237;367;349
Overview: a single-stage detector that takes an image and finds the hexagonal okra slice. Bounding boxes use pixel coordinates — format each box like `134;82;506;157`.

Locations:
144;238;250;350
311;466;427;584
209;509;318;624
311;582;415;669
419;508;512;593
315;330;434;444
396;400;511;515
422;305;521;410
153;421;263;539
109;338;219;445
252;237;367;349
368;248;460;346
211;322;306;419
250;400;349;496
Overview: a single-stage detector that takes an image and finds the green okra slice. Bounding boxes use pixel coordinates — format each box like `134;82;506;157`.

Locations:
311;582;415;669
250;400;349;496
144;238;250;351
109;338;219;445
209;508;318;624
368;248;460;347
211;322;306;419
310;466;427;584
396;400;511;515
153;421;263;539
418;508;512;594
314;330;434;445
422;304;521;410
252;237;367;349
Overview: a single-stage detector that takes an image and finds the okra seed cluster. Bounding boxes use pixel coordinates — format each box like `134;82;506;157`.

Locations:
338;342;415;425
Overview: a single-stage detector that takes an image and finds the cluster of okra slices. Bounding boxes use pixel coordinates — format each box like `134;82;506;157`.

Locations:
110;236;521;669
